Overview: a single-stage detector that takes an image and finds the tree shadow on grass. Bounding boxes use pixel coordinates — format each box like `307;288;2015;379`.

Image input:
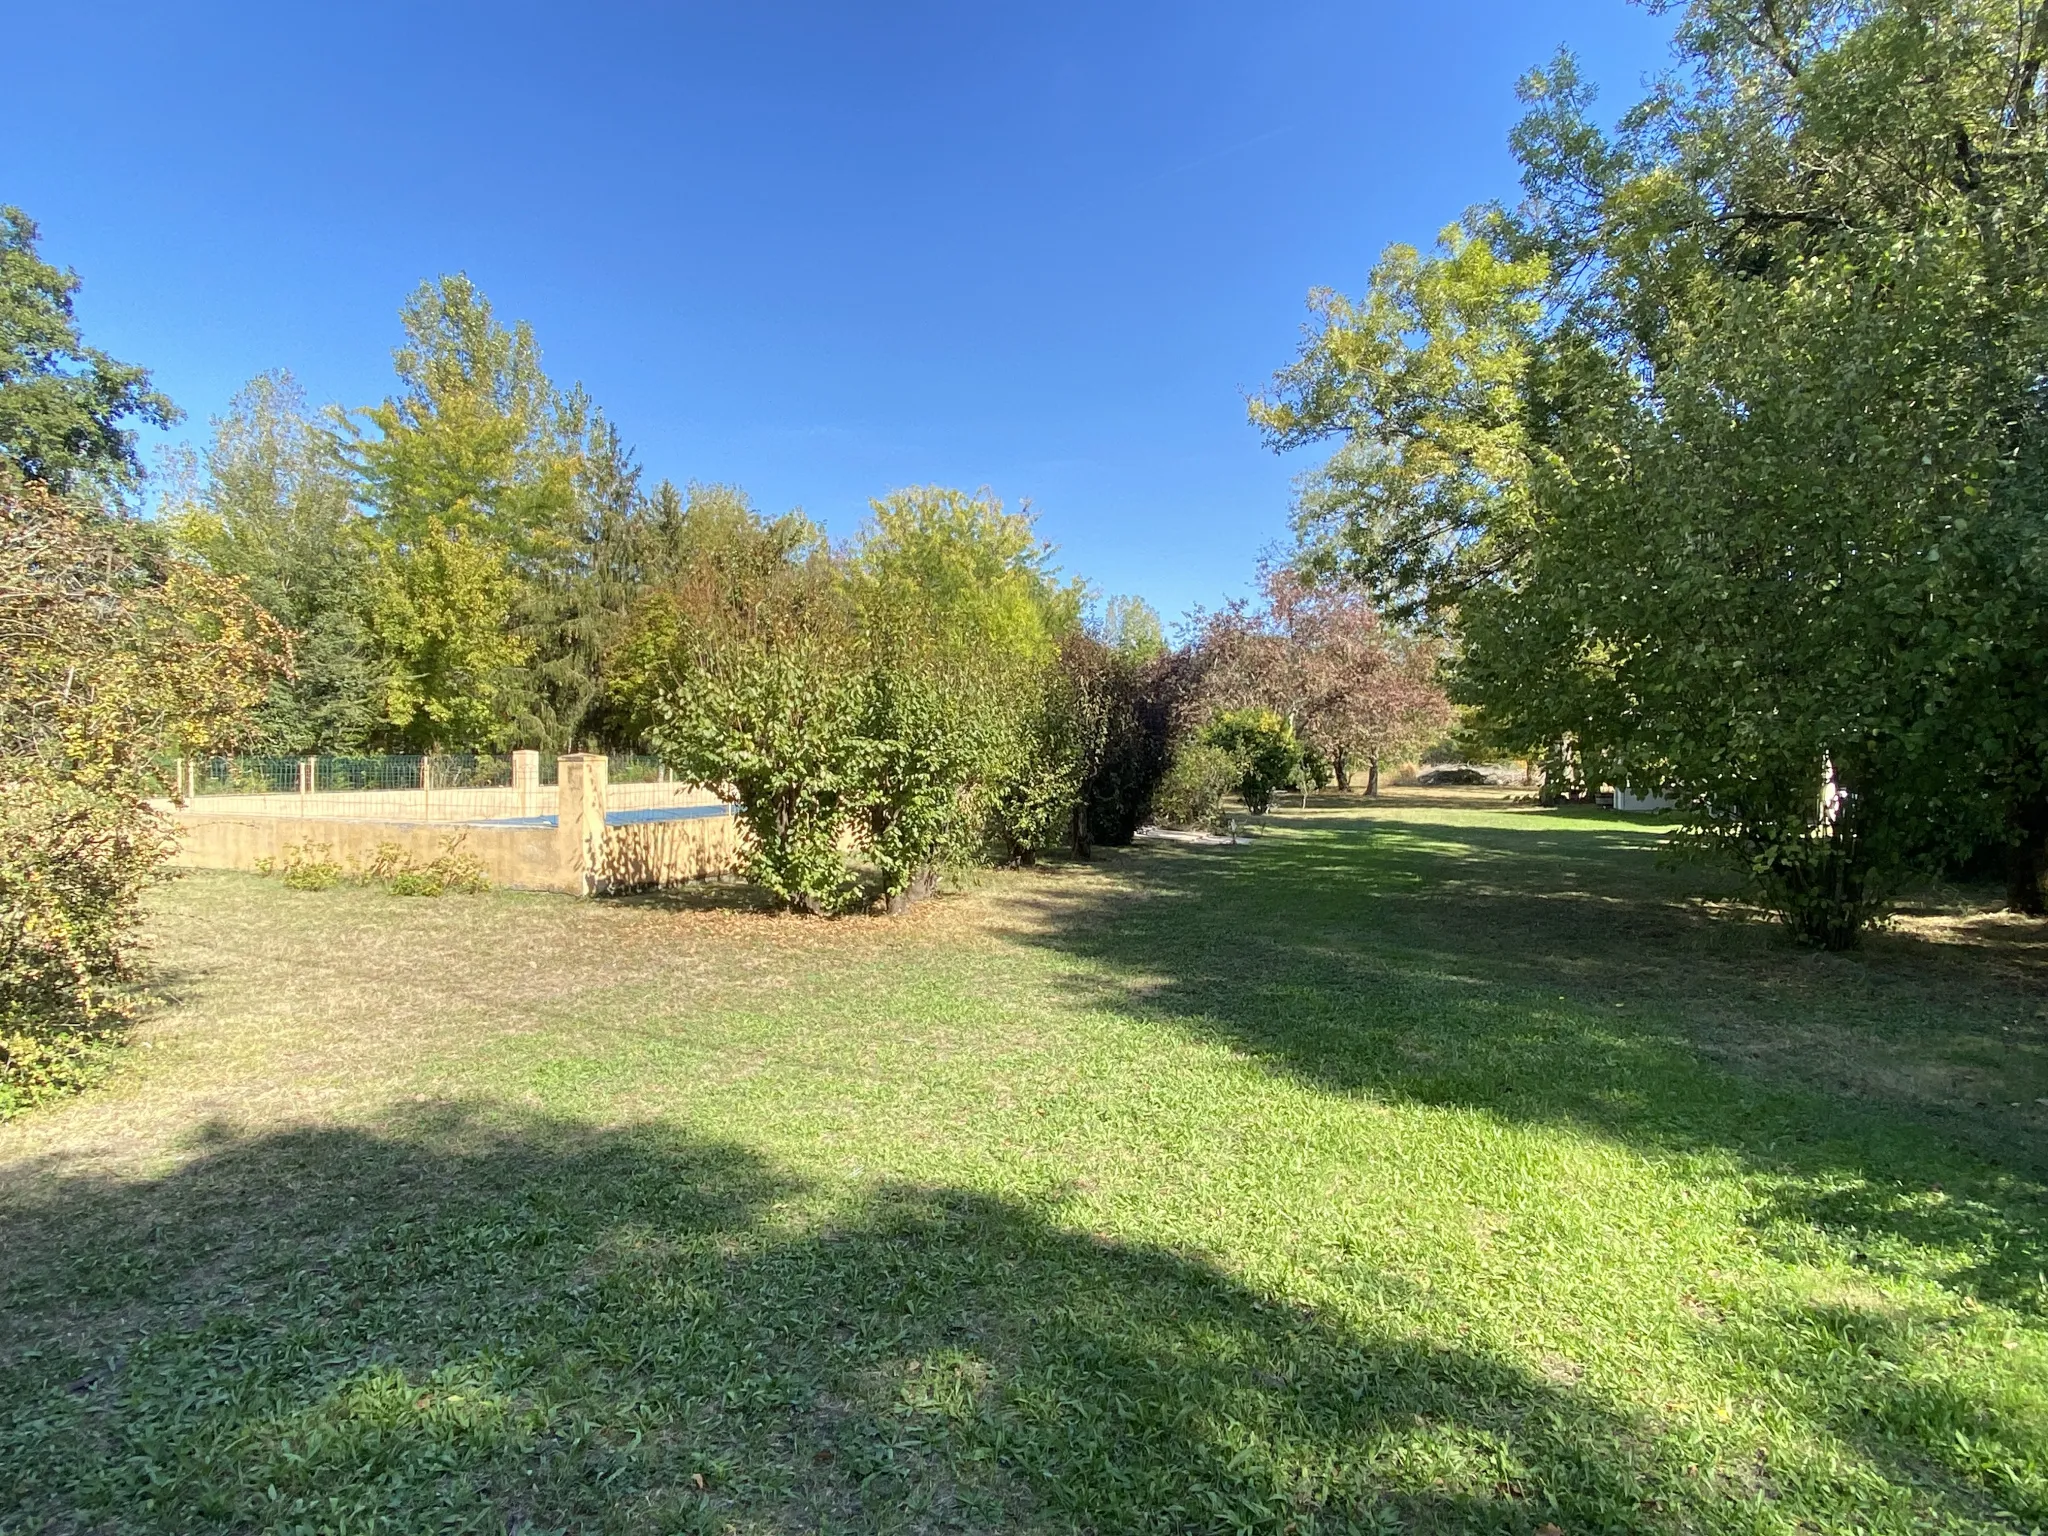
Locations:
996;814;2048;1515
1027;809;2048;1184
600;879;787;916
0;1105;1806;1535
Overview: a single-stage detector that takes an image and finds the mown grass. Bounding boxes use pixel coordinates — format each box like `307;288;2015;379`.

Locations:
1;788;2045;1534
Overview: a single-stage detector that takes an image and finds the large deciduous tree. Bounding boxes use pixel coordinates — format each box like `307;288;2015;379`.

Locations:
167;373;385;752
1196;566;1451;794
3;477;282;1107
334;275;585;750
1256;0;2048;945
0;208;178;500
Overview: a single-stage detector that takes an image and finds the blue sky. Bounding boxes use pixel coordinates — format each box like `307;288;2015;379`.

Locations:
8;1;1672;621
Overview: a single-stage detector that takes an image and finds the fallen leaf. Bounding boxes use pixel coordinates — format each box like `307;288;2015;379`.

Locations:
691;1472;706;1490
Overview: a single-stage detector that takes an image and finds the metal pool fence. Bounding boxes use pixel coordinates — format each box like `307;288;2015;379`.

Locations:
163;752;688;824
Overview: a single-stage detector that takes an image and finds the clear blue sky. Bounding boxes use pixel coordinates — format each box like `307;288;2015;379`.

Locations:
7;1;1672;622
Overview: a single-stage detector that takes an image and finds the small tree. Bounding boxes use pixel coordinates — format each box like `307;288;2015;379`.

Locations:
850;664;985;908
649;637;865;914
1151;740;1241;830
1195;565;1450;794
1202;709;1301;815
0;207;179;499
2;479;282;1111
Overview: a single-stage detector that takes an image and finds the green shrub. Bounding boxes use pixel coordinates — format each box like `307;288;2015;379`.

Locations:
981;665;1088;865
429;847;490;895
1151;742;1241;830
1202;708;1302;816
851;665;984;907
650;640;867;914
1297;742;1332;791
277;842;343;890
0;780;172;1117
2;479;284;1116
362;842;410;883
257;836;488;898
1073;641;1190;847
386;844;490;898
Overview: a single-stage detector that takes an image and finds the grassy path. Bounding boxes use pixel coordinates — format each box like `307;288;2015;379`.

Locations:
2;790;2045;1533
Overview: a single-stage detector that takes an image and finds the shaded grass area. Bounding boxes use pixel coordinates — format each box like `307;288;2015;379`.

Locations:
1;788;2045;1533
0;1114;1742;1534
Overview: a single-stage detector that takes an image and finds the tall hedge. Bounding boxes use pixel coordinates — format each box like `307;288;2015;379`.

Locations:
1;481;279;1114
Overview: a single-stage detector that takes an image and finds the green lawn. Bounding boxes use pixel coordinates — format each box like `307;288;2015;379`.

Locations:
2;789;2045;1534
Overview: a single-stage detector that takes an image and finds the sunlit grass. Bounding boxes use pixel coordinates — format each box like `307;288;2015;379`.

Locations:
1;788;2043;1533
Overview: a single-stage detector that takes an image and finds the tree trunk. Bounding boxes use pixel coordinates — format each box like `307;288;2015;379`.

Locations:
886;865;940;914
1070;803;1092;861
2009;788;2048;915
1365;753;1381;797
1333;747;1351;792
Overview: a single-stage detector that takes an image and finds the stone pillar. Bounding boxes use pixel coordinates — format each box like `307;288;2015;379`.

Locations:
511;749;540;818
556;752;609;896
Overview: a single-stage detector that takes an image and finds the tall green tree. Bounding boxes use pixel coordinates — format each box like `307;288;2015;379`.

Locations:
168;373;384;752
1258;1;2048;945
1254;226;1550;628
509;409;647;750
0;208;178;499
851;486;1083;665
336;274;581;554
852;487;1088;864
336;276;585;749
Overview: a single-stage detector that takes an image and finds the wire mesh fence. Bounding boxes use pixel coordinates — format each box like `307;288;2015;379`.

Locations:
606;755;666;785
162;752;695;824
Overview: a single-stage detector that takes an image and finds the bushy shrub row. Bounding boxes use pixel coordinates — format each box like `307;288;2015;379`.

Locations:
1150;710;1308;828
650;633;1176;913
1;480;282;1116
0;782;175;1115
627;488;1181;914
255;838;490;896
